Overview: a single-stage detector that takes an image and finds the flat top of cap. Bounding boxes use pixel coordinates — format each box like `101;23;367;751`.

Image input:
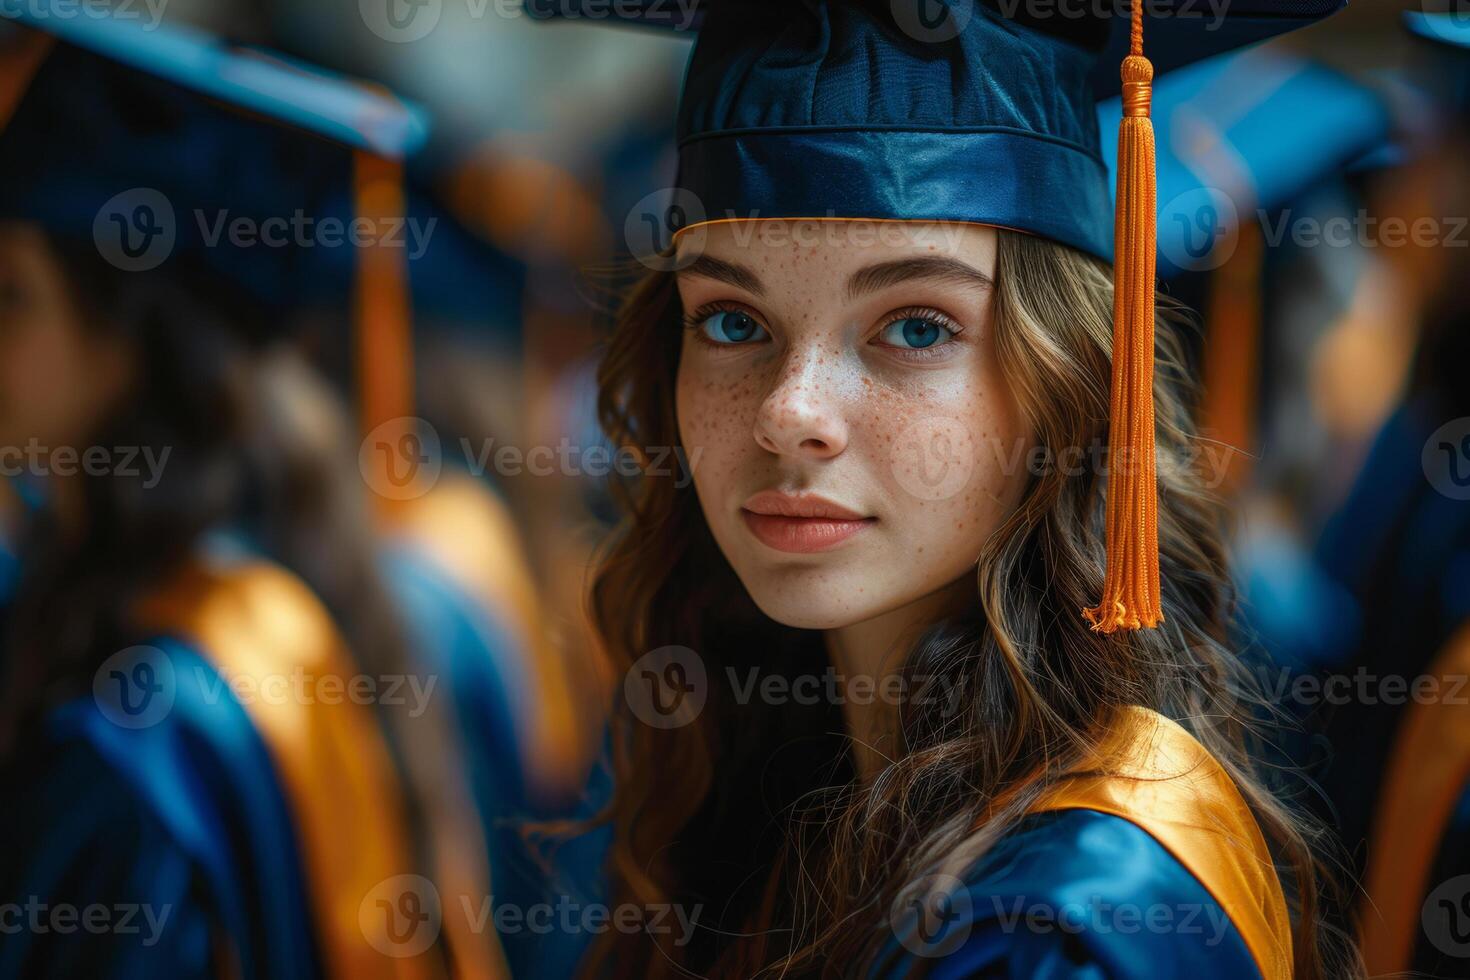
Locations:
526;0;1347;97
1;1;429;157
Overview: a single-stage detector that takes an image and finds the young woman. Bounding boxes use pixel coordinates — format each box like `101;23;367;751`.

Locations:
552;1;1363;977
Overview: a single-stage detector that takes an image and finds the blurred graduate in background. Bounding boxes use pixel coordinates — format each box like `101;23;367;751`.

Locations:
0;7;508;977
1290;12;1470;977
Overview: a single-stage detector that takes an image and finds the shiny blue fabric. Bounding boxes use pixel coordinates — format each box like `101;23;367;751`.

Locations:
380;545;529;816
873;809;1258;979
676;1;1115;259
380;540;613;979
666;0;1346;262
680;127;1113;260
0;640;320;978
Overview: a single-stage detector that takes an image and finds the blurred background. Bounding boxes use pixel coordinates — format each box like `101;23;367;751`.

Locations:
3;0;1470;977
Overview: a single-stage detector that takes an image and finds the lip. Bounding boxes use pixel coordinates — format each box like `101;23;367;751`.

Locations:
740;491;875;554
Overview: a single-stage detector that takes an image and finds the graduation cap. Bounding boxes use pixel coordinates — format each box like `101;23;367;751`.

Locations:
531;0;1345;632
311;184;527;340
0;3;428;324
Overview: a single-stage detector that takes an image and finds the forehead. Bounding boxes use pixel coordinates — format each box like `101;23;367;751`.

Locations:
673;220;997;275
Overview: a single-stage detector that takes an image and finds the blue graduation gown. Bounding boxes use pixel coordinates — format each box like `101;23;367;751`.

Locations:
875;809;1258;979
0;639;320;979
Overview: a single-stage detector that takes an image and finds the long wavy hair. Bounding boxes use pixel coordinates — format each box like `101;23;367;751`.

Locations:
582;228;1360;978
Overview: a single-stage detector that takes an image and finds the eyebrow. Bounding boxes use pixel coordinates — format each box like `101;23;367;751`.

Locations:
846;256;995;301
676;254;766;296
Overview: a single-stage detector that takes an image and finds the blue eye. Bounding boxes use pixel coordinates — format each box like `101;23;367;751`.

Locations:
698;309;767;345
879;317;953;350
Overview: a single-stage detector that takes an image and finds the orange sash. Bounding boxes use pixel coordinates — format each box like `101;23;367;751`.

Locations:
134;557;469;979
394;472;586;799
1357;619;1470;974
1030;706;1293;979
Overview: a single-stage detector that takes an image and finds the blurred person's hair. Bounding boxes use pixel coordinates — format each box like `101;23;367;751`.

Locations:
0;229;451;913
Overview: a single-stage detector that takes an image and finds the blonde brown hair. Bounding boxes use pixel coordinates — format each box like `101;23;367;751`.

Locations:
583;228;1360;978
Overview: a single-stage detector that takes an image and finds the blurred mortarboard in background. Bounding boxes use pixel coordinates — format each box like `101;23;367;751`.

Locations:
1099;48;1392;279
0;2;428;332
404;204;526;342
310;184;527;343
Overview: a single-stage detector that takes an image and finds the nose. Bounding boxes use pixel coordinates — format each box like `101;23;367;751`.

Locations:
752;350;848;460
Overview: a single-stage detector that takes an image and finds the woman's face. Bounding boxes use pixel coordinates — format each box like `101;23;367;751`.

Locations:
0;223;133;455
675;221;1032;630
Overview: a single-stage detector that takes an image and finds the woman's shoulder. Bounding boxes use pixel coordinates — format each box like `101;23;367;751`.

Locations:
877;707;1290;980
878;807;1259;979
1029;706;1291;976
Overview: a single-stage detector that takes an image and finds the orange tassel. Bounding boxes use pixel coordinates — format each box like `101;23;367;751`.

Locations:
1082;9;1162;633
1200;221;1264;495
353;150;416;524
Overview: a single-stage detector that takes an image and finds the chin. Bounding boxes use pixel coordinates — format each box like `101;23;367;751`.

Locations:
733;562;888;631
747;591;870;631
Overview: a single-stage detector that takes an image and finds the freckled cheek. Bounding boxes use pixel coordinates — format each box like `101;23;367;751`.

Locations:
675;357;767;479
860;379;1027;557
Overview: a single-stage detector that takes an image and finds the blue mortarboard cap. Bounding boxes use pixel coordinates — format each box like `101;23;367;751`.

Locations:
404;211;525;339
0;4;429;320
1099;49;1392;278
309;186;527;339
531;0;1345;261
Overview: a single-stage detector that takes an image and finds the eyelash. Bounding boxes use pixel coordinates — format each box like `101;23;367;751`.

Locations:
682;301;767;349
871;306;965;362
681;301;965;361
